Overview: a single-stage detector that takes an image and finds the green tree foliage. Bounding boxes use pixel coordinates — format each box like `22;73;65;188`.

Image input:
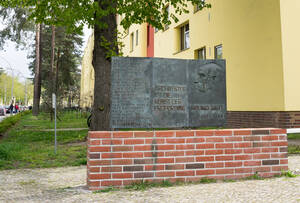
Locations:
28;25;83;108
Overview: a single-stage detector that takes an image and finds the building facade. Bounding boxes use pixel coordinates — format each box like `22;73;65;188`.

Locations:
116;0;300;128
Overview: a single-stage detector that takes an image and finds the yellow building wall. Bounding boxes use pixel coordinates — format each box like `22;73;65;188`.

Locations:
280;0;300;111
120;0;286;111
80;34;95;108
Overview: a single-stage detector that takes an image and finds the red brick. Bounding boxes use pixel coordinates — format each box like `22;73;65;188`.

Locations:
244;148;261;153
89;160;111;166
195;130;214;136
166;138;185;144
186;163;204;169
270;129;286;134
89;132;111;139
206;162;224;168
155;131;175;137
169;178;185;183
259;172;280;178
234;155;252;160
89;167;100;173
196;156;214;162
271;153;287;158
145;165;164;171
134;159;154;164
215;155;234;161
112;173;133;179
196;143;215;149
272;166;288;172
235;168;252;173
196;169;215;175
124;139;145;145
280;159;288;164
157;157;174;163
165;164;185;170
252;130;269;135
205;149;223;155
225;149;243;154
253;142;271;147
112;159;133;165
101;166;122;172
225;161;243;167
89;174;111;180
216;143;233;149
233;130;251;135
90;146;111;152
134;131;154;138
176;170;195;176
145;139;165;144
175;157;194;163
123;152;144;158
243;136;261;141
215;130;232;136
89;153;100;159
225;137;243;142
262;136;278;141
262;148;278;153
113;132;133;138
271;141;288;147
252;154;270;160
244;160;261;166
102;139;122;145
101;153;122;159
176;144;195;150
216;169;234;174
123;179;140;186
101;180;122;186
186;138;205;143
134;145;152;151
206;137;224;142
253;166;271;172
156;171;175;177
123;166;143;171
176;131;194;137
185;150;204;156
89;140;100;145
112;146;133;152
156;145;175;150
165;151;185;157
234;142;252;148
144;152;164;157
88;181;100;187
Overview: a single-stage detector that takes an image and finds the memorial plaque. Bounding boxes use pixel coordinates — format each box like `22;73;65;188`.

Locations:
110;57;226;129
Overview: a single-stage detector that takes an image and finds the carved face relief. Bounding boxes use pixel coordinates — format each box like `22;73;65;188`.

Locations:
194;63;222;93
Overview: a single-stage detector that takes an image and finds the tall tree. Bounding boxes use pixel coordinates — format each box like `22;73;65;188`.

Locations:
0;0;210;130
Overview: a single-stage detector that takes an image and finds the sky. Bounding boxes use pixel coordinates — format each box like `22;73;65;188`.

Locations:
0;26;92;82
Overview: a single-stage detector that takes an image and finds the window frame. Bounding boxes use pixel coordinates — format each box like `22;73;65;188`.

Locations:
180;23;190;51
214;44;223;59
130;32;134;52
196;47;206;60
136;30;139;46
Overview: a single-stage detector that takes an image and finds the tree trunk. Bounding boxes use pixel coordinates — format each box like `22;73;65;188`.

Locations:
32;23;42;116
90;0;118;131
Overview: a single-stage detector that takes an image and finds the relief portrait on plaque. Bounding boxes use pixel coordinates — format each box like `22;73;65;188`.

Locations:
193;62;224;94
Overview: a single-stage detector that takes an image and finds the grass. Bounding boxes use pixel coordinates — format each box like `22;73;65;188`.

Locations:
0;110;88;170
288;145;300;154
287;133;300;140
0;111;31;135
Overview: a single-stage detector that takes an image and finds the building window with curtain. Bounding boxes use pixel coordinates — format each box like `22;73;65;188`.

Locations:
215;44;223;59
180;23;190;50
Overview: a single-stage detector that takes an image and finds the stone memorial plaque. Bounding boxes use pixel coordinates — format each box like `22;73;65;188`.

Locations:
110;57;226;128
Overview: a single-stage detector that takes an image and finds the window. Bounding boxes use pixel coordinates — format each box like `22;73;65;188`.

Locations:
164;5;170;30
180;24;190;50
136;30;138;46
130;32;134;51
195;0;206;12
215;45;223;59
196;47;206;59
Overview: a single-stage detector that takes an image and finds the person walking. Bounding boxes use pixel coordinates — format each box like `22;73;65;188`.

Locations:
15;103;19;113
9;103;14;116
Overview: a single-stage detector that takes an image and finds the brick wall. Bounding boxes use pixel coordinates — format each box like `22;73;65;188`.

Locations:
87;129;288;190
227;111;300;128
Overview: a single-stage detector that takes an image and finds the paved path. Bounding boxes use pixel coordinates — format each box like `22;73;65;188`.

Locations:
0;156;300;203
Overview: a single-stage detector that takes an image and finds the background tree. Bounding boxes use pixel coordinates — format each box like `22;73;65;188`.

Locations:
0;0;210;130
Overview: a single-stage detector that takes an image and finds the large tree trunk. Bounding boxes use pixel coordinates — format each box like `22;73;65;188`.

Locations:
90;0;118;131
32;23;42;116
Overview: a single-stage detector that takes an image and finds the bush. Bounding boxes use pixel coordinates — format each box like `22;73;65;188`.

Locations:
0;111;31;135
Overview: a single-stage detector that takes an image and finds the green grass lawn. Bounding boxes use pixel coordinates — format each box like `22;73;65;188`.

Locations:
287;133;300;140
0;111;88;170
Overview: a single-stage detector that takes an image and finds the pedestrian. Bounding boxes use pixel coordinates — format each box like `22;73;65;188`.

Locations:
9;103;14;115
15;103;19;113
